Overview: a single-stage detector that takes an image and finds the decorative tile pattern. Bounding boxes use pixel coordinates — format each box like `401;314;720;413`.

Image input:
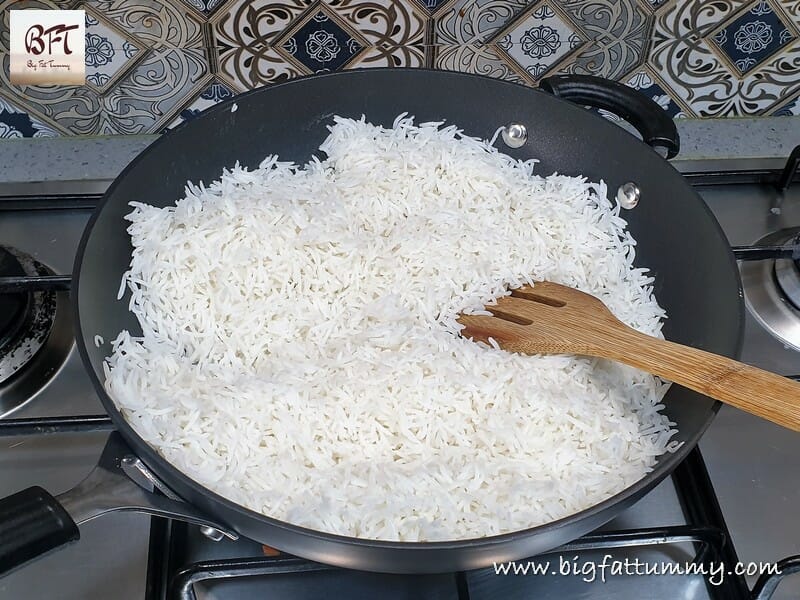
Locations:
706;1;796;75
434;0;529;45
0;96;59;138
0;0;210;136
275;8;366;74
433;44;528;84
178;0;226;14
212;0;307;53
317;1;426;69
4;48;208;135
648;0;800;117
411;0;449;14
433;0;651;83
212;0;426;90
103;48;209;133
0;0;57;52
492;2;585;82
81;0;205;49
557;0;651;80
433;0;552;82
84;10;142;92
1;0;800;138
773;95;800;117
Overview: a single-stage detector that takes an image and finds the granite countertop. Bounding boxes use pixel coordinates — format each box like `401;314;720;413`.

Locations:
0;117;798;186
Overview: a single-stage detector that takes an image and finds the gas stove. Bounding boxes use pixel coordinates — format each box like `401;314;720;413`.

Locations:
0;152;799;600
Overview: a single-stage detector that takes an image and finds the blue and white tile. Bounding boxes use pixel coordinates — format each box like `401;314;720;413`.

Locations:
276;8;366;74
492;2;585;82
177;0;226;15
0;96;59;139
84;9;142;92
707;1;796;76
166;80;236;129
772;95;800;117
649;0;800;117
410;0;450;15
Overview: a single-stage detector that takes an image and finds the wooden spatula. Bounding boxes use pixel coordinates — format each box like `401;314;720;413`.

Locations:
457;281;800;432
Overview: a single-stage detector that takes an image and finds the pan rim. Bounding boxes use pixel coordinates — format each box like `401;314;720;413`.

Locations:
72;67;744;561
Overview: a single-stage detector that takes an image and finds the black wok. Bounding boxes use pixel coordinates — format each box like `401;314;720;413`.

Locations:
0;70;743;575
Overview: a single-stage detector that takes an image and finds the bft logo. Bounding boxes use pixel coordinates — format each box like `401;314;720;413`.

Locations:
25;23;80;56
10;10;85;85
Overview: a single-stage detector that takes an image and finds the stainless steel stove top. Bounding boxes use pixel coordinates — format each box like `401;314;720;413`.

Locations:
0;162;798;600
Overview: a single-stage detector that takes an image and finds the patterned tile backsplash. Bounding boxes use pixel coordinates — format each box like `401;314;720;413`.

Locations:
1;0;799;138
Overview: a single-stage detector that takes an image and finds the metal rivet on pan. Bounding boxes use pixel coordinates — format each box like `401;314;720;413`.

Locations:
200;525;226;542
501;123;527;148
616;182;640;209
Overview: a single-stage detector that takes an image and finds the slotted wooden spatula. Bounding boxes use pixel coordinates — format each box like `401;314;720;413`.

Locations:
457;281;800;432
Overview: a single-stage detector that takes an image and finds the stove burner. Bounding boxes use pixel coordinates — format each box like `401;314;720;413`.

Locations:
0;248;32;350
740;228;800;352
0;247;72;416
774;236;800;310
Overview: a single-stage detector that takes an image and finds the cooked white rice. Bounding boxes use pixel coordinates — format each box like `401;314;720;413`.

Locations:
104;115;676;542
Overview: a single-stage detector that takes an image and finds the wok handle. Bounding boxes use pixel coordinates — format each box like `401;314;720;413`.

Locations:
0;486;79;576
539;75;680;159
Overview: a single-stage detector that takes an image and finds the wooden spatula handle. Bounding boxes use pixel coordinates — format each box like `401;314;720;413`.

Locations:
608;329;800;432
